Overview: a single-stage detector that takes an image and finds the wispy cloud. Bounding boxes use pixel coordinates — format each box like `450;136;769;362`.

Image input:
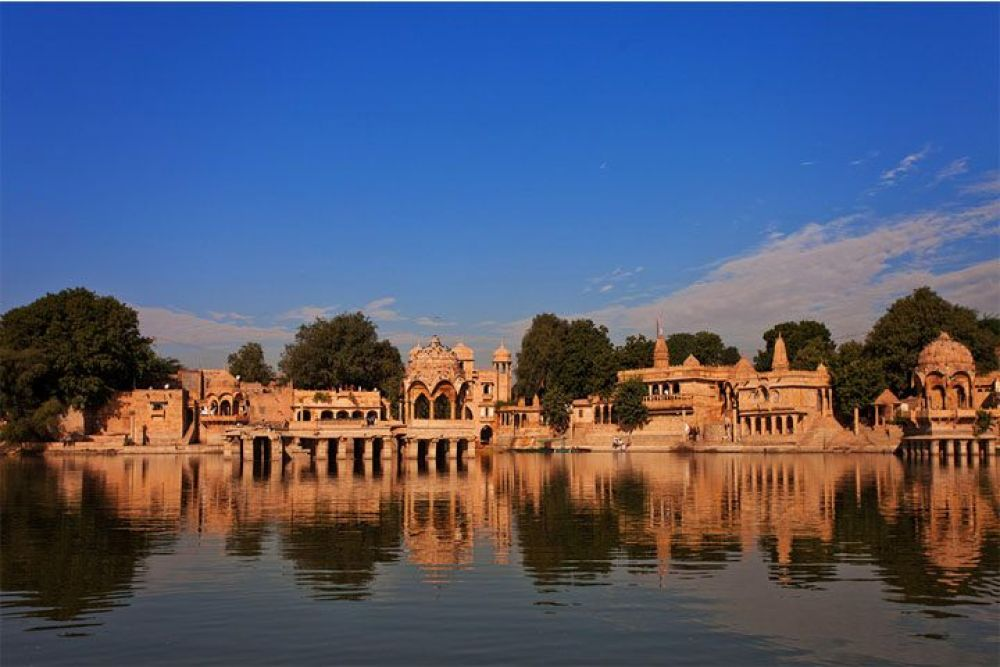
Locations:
207;311;255;324
880;145;930;187
137;306;291;349
930;157;969;187
850;150;880;166
960;170;1000;196
800;160;816;167
585;266;645;295
574;200;999;352
277;305;339;322
363;297;405;322
414;315;457;327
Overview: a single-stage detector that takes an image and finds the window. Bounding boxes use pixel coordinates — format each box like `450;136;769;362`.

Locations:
484;383;492;395
150;402;166;411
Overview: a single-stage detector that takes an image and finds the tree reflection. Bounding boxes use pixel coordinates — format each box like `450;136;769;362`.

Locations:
514;468;620;585
279;501;403;600
0;458;171;622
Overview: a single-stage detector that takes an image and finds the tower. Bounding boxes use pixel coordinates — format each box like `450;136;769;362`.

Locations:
653;319;670;369
492;340;513;402
771;333;789;372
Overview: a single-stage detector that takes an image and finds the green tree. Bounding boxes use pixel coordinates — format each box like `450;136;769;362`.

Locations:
514;314;570;399
0;288;177;443
541;385;572;435
754;321;835;371
828;341;886;424
227;342;274;384
667;331;741;366
616;334;654;370
551;319;617;399
613;378;649;438
864;287;999;397
515;315;616;399
279;312;404;404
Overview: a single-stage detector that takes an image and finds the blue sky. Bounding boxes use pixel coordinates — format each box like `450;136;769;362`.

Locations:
2;4;998;367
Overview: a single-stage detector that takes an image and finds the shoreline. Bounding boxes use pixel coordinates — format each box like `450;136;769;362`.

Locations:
9;441;904;456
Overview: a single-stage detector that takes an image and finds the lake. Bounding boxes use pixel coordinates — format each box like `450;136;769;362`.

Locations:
2;453;997;665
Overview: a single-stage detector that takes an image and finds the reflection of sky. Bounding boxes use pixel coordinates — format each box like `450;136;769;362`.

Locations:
2;454;998;665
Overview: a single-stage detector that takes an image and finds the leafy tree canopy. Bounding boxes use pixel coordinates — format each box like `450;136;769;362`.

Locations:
227;342;274;384
828;341;886;424
864;287;998;397
0;288;178;442
515;314;616;400
616;335;654;370
278;312;404;403
613;378;649;435
667;331;742;366
540;385;572;435
514;314;569;399
754;320;835;371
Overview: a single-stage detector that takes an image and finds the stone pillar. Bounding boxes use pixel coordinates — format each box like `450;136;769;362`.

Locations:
315;438;328;460
270;437;284;460
223;439;233;459
335;437;349;460
362;438;374;460
242;437;254;461
852;407;859;435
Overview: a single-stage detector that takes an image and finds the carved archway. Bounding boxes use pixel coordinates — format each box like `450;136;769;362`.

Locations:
414;395;430;419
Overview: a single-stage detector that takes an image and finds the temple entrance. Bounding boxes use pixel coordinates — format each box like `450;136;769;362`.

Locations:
480;425;493;445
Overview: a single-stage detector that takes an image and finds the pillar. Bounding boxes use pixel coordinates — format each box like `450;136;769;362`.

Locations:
270;437;284;460
362;437;374;460
241;437;254;461
315;438;328;460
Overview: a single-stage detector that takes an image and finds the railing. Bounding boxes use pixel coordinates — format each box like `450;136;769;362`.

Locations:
288;418;370;430
926;408;977;420
200;414;248;423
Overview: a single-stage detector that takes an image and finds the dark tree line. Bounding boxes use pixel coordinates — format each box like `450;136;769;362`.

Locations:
0;288;179;443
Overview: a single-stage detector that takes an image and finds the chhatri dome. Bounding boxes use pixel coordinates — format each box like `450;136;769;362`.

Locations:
492;340;512;363
452;341;475;362
916;332;975;373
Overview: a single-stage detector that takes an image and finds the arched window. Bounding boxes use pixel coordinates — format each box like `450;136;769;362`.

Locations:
414;395;430;419
302;409;312;421
336;410;349;419
351;410;362;419
433;395;452;420
954;384;967;408
320;410;334;420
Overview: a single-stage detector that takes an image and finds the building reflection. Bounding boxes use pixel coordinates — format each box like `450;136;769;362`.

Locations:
2;453;997;622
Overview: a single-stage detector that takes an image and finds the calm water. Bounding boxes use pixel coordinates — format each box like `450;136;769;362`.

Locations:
1;453;998;666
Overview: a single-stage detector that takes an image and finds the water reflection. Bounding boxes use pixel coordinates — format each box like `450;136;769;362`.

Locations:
1;453;997;660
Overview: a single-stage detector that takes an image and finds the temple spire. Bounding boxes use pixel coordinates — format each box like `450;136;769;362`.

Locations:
772;333;789;371
653;320;670;368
